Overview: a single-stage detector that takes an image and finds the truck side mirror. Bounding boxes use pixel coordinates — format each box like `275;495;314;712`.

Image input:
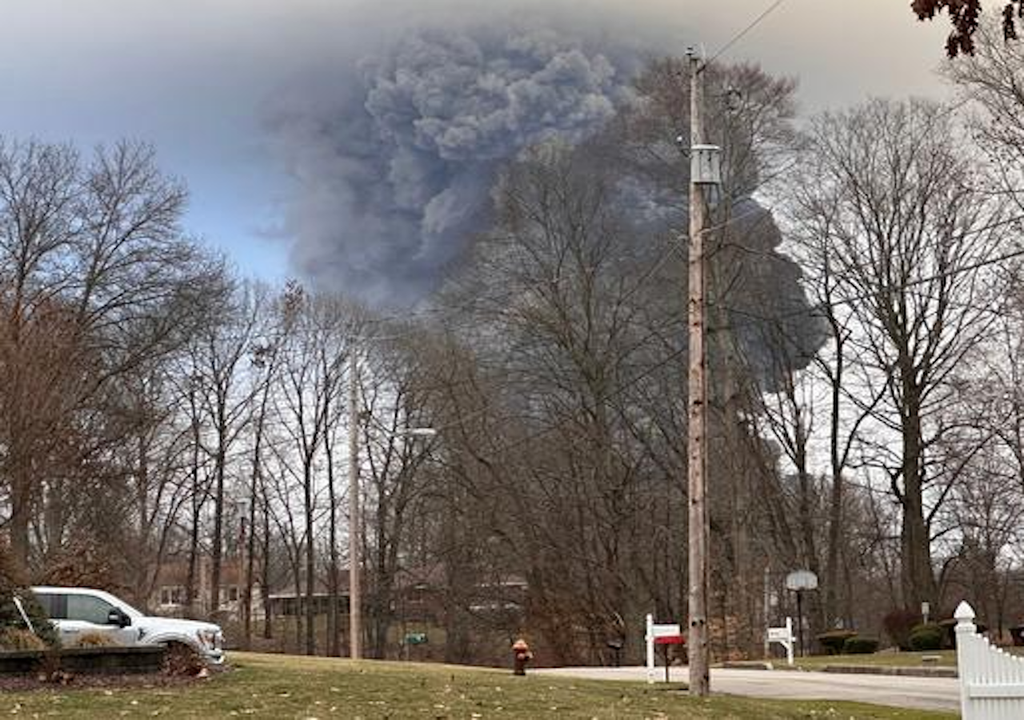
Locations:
107;608;130;627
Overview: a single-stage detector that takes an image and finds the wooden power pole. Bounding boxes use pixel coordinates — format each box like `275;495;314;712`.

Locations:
348;350;363;660
686;48;719;698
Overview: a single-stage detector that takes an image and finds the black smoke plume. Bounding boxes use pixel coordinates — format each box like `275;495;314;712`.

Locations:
265;8;667;305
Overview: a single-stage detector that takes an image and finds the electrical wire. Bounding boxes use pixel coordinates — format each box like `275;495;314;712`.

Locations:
705;0;787;67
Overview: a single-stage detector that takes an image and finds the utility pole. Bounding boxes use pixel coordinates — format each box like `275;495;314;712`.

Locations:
686;47;719;698
348;350;362;660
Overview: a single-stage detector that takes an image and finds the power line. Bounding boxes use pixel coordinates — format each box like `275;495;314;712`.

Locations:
718;248;1024;345
430;222;1024;458
804;222;1024;318
705;0;787;66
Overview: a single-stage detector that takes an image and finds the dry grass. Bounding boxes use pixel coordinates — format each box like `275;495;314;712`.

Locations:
75;632;119;648
0;627;46;651
0;651;957;718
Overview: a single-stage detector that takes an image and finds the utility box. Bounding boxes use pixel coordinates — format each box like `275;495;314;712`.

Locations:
690;144;722;185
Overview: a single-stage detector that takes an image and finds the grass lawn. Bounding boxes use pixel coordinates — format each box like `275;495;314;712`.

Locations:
789;646;1024;670
790;650;958;669
2;651;956;719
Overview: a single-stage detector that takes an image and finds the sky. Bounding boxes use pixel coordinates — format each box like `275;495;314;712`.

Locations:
0;0;951;286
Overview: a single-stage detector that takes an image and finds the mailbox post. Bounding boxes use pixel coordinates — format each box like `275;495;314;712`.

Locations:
767;617;795;666
645;614;685;684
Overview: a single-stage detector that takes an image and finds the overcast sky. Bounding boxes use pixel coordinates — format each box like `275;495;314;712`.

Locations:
0;0;950;282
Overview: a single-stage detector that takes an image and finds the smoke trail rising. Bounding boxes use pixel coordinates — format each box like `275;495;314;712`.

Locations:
266;5;669;305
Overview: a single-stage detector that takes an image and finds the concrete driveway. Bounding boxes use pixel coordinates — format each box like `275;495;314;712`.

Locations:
535;666;960;713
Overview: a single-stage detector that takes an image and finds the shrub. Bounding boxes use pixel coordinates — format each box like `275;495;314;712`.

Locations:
164;642;206;677
0;627;46;651
909;622;943;651
843;635;880;654
0;543;59;648
883;607;923;650
77;632;118;648
817;630;857;655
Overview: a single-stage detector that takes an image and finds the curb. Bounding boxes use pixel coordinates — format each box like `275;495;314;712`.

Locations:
821;664;957;678
721;661;773;671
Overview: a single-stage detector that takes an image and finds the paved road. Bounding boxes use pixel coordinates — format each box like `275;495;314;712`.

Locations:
535;666;960;713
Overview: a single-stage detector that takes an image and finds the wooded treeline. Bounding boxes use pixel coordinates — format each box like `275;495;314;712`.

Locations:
4;23;1024;663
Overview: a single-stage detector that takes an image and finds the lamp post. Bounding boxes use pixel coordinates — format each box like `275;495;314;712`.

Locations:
348;353;362;660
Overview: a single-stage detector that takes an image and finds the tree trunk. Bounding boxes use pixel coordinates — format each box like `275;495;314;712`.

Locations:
186;490;202;617
244;494;257;650
823;332;845;626
326;430;340;657
304;458;316;655
244;381;271;650
292;555;303;650
8;477;31;575
795;435;823;643
210;412;227;616
899;391;935;609
261;482;273;640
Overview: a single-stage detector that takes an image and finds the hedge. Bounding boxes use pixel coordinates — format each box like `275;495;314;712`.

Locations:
817;630;857;655
843;636;880;654
909;622;943;651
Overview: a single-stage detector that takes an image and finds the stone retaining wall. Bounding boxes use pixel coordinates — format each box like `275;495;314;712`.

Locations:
0;646;166;675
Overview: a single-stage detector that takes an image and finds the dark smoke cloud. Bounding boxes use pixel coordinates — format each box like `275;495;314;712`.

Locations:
724;197;827;385
266;5;676;305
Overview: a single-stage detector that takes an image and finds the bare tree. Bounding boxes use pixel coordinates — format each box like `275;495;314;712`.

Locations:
430;139;690;663
0;139;224;573
272;288;351;654
356;329;440;659
241;284;282;649
114;363;199;607
189;281;272;615
773;179;891;626
943;16;1024;211
787;98;1010;609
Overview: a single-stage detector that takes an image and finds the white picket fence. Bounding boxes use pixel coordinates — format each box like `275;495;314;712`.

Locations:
956;600;1024;719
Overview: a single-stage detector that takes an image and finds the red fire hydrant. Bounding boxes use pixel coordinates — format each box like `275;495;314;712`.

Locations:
512;638;532;676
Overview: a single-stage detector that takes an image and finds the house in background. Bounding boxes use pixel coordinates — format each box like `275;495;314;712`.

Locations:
148;554;527;660
150;555;263;621
265;571;351;618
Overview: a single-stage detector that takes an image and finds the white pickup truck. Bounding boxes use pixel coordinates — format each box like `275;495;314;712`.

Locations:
31;586;225;665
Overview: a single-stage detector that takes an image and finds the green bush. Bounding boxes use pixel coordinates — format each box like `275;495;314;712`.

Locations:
817;630;857;655
0;544;59;648
909;622;943;651
843;635;880;654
